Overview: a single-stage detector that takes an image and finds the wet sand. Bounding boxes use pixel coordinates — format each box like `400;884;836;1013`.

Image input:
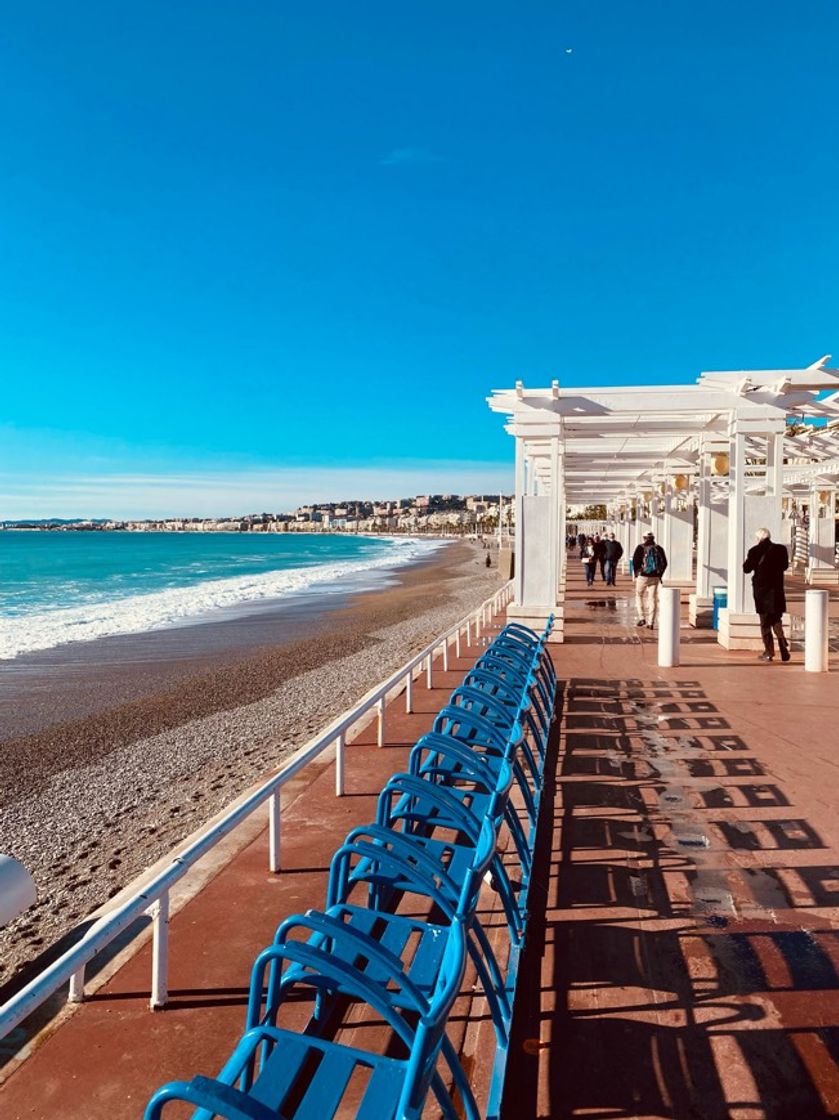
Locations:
0;540;502;993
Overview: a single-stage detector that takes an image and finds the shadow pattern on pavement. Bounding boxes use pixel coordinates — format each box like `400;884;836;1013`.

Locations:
504;675;839;1119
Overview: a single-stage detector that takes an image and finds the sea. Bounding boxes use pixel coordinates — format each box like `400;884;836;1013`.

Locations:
0;531;445;662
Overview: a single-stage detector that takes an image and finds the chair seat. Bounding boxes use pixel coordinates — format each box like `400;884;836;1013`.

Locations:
200;1026;409;1120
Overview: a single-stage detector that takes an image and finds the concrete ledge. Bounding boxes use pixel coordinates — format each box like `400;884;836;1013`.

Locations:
806;567;839;586
688;594;713;629
717;609;792;651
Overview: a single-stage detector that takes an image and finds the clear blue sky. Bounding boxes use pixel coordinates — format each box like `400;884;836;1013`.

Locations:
2;1;838;516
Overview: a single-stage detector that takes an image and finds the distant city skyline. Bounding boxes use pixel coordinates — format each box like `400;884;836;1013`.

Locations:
2;490;513;529
3;3;837;517
0;463;513;520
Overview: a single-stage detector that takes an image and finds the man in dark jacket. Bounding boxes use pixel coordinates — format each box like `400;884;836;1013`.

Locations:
602;533;624;586
592;534;607;581
743;528;790;662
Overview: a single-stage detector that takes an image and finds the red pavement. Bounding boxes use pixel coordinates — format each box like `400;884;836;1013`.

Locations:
504;562;839;1119
2;568;839;1119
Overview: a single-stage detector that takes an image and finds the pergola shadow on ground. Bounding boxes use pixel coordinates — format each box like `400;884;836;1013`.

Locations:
503;565;839;1119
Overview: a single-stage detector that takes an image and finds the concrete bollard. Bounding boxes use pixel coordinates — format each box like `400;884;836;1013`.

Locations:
658;587;681;668
0;854;36;928
805;589;830;672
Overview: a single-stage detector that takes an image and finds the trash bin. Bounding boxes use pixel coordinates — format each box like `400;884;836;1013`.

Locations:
712;586;728;630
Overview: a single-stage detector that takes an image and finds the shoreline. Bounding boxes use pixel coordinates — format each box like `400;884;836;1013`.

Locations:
0;532;447;665
0;538;450;745
0;540;502;992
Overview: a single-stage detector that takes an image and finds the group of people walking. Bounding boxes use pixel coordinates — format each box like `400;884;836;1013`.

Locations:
576;531;624;587
568;526;791;661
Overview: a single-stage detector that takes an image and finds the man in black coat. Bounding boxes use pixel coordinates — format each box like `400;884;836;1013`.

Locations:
743;528;790;662
602;533;624;586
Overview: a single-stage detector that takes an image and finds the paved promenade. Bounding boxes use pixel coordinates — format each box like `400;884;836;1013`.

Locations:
507;561;839;1119
1;565;838;1119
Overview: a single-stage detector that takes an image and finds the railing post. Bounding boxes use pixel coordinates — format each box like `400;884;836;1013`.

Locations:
377;696;386;746
405;669;413;713
466;620;472;648
68;966;85;1004
268;791;281;872
426;653;433;689
335;732;345;796
150;891;170;1010
455;629;461;658
442;637;449;672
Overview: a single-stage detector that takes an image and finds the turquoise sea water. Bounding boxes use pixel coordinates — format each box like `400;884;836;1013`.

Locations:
0;532;443;660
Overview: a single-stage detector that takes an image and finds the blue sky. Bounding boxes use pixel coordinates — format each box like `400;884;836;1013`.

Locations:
2;1;838;516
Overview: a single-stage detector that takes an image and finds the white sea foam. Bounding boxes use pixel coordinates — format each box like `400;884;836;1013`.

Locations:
0;537;447;661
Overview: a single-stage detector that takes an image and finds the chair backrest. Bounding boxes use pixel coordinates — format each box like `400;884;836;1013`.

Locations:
396;917;468;1120
432;704;520;754
448;684;530;729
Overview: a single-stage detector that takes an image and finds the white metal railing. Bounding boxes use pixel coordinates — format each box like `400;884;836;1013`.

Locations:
0;580;514;1042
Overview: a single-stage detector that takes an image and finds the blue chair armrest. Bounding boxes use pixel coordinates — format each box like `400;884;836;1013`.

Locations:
144;1075;284;1120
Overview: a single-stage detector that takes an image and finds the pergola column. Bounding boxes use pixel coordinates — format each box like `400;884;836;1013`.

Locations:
690;447;729;627
662;478;693;585
651;486;665;547
634;492;651;555
718;420;786;649
509;428;565;642
618;506;631;571
807;483;839;585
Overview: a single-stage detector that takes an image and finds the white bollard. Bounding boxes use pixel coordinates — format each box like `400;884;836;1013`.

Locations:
658;587;681;668
0;854;36;928
805;589;830;672
150;892;170;1010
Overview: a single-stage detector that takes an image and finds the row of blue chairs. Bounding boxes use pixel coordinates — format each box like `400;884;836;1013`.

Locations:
145;616;555;1120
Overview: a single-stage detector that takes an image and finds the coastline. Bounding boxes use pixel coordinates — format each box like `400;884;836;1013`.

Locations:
0;539;502;992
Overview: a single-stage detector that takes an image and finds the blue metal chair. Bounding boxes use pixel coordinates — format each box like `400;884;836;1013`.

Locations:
144;917;470;1120
404;733;533;908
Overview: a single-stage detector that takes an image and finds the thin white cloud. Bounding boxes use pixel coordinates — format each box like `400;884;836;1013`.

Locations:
380;146;444;166
0;463;512;520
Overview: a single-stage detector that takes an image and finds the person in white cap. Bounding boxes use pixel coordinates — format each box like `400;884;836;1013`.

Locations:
632;531;668;629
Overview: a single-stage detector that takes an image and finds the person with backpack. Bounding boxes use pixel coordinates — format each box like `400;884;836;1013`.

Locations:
632;531;668;629
743;527;790;662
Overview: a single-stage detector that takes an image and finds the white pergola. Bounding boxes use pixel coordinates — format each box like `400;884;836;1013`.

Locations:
488;356;839;646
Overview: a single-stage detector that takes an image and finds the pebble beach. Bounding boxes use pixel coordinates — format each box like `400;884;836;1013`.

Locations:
0;540;502;994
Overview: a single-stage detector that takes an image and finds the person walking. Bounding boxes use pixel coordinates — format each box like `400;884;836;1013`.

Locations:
602;532;624;586
577;531;587;557
743;527;790;662
591;533;604;582
632;531;667;629
581;536;597;587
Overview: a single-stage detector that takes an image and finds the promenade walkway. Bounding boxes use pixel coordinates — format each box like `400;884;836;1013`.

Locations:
506;559;839;1119
1;565;838;1119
